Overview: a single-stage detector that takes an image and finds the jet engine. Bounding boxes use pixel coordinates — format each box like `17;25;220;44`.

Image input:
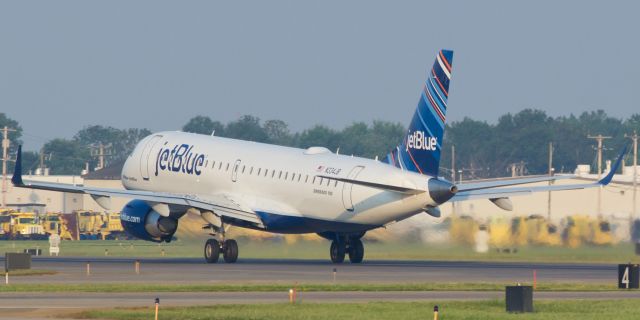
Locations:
120;199;178;242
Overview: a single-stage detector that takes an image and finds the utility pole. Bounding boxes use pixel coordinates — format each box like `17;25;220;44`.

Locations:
90;142;112;171
588;134;612;216
2;126;17;208
626;131;638;221
451;145;456;215
547;142;554;220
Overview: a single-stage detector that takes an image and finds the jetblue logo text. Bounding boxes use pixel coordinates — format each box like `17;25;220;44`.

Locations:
155;144;205;176
121;212;141;223
406;131;437;151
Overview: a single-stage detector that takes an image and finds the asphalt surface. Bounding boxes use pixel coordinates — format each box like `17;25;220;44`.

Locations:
0;256;621;284
0;257;635;319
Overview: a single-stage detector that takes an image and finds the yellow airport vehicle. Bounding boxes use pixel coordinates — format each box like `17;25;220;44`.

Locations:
589;218;615;246
448;215;478;246
488;216;512;249
41;212;62;235
0;213;11;239
562;215;614;247
6;212;46;240
75;210;124;240
524;215;562;246
102;212;128;240
510;216;528;247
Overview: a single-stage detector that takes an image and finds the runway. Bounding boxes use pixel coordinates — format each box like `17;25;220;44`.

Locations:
0;256;619;284
0;257;635;319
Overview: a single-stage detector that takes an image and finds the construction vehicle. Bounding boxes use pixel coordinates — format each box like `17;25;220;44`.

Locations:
74;210;130;240
562;215;615;247
524;215;562;246
589;218;615;246
41;213;62;235
488;216;512;249
5;212;46;240
0;213;11;240
41;212;76;241
510;216;528;247
76;210;109;240
102;212;128;240
448;215;478;246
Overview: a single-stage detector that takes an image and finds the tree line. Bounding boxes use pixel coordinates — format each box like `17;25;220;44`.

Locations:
1;110;638;178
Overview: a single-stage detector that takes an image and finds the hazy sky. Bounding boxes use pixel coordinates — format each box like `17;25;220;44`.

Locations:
2;1;639;151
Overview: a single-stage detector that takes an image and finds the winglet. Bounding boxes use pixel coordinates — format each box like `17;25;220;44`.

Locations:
598;144;628;186
11;145;23;186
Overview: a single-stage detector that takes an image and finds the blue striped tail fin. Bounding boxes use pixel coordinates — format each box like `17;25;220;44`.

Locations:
384;49;453;177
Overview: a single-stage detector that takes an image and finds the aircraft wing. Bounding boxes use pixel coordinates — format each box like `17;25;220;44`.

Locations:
451;144;628;202
10;146;263;226
455;174;575;192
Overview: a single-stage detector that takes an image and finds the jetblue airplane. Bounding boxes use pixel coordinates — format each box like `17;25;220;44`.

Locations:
12;50;626;264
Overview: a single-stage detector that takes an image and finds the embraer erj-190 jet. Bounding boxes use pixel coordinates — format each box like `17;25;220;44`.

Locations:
12;50;626;264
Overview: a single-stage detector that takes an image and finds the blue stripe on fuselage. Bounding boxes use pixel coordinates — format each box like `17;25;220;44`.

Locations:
255;211;380;234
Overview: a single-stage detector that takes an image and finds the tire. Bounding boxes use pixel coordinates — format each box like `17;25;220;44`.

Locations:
204;239;221;263
348;239;364;263
330;241;346;263
223;239;239;263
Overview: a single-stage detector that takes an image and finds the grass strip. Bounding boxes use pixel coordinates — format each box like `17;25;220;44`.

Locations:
4;269;57;276
0;282;618;293
71;300;640;320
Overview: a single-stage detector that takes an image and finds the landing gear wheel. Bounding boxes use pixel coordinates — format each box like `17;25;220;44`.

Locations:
348;239;364;263
223;239;239;263
330;241;346;263
204;239;220;263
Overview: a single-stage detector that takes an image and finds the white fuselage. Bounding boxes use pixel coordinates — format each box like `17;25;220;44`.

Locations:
121;131;439;234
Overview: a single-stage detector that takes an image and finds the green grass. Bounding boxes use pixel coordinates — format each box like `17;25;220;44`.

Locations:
5;269;57;276
72;300;640;320
0;282;620;293
1;239;639;264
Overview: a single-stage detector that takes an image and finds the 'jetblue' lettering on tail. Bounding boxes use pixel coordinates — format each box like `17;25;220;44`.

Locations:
384;49;453;177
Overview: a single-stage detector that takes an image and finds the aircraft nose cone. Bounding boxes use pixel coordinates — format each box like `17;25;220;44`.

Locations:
428;179;458;204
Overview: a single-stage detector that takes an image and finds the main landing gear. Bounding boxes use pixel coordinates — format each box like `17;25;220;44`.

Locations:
204;222;238;263
204;238;238;263
330;238;364;264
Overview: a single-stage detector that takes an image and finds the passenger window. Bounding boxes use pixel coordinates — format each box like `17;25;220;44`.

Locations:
271;170;275;178
218;162;222;170
312;176;316;184
293;173;297;181
226;163;229;171
242;165;246;173
327;179;331;186
279;171;283;179
305;175;309;183
204;160;208;167
212;161;216;168
250;167;254;175
319;177;323;185
334;180;338;187
257;168;261;176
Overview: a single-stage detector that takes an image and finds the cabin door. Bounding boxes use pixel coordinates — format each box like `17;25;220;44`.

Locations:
231;159;241;182
139;135;163;181
342;166;364;211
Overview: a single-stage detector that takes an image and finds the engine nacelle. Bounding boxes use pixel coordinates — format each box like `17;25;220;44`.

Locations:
120;200;178;242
